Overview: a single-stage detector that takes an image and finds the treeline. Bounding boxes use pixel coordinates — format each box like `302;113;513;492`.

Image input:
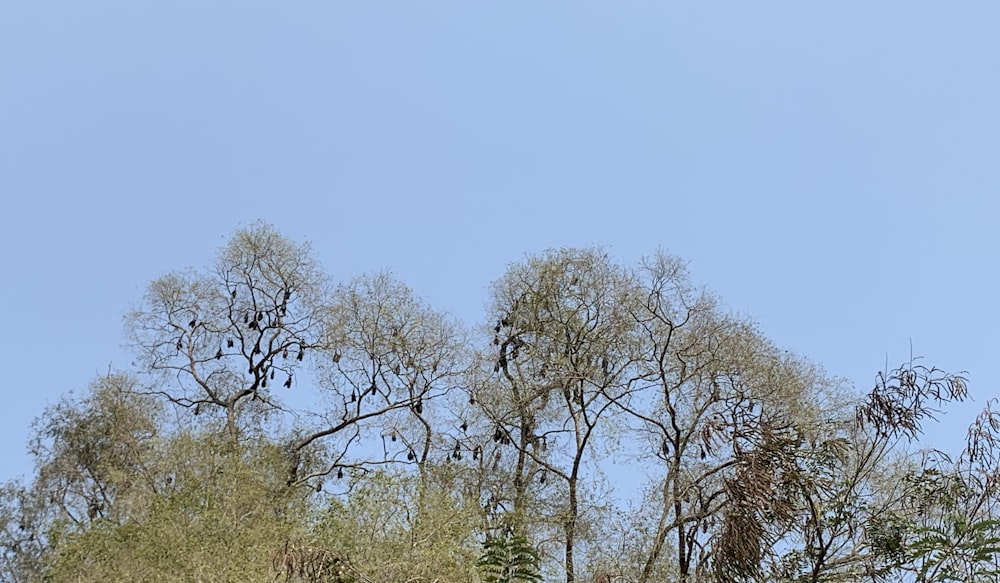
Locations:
1;223;997;583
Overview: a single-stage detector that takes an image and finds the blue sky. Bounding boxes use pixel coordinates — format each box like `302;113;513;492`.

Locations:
2;3;997;482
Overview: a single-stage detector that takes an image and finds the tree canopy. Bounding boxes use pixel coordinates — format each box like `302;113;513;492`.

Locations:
2;223;996;583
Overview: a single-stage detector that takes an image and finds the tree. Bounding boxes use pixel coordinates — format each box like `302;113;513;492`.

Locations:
289;271;468;489
877;399;1000;582
42;433;313;582
27;373;163;530
127;221;328;439
702;360;971;583
475;248;639;582
5;373;315;583
581;251;844;583
0;481;46;583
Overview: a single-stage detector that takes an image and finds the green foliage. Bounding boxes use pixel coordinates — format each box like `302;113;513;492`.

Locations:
477;534;542;583
908;517;1000;582
40;431;313;583
311;467;483;583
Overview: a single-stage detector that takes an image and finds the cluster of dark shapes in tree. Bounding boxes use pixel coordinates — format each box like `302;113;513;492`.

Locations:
493;425;511;446
493;317;520;372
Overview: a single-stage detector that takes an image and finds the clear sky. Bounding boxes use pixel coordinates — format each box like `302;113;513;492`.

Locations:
2;3;997;483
